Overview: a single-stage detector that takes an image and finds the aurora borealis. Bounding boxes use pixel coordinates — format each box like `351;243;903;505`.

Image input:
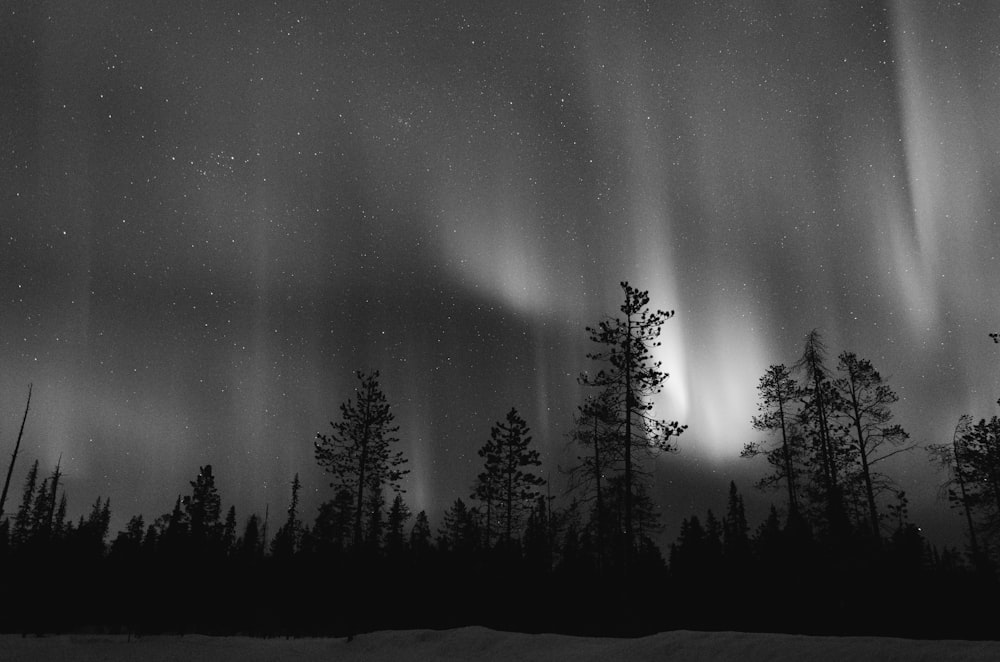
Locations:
2;1;999;544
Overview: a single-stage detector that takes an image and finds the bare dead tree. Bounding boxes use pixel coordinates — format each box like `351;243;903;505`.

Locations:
0;384;33;521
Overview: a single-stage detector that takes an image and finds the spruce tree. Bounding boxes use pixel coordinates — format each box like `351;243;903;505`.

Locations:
409;510;432;557
272;474;302;558
385;494;411;556
12;459;39;547
184;465;221;548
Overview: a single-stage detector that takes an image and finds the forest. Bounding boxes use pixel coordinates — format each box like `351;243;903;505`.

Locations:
1;282;998;640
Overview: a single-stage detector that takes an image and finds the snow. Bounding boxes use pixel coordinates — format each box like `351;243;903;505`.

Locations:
2;627;998;662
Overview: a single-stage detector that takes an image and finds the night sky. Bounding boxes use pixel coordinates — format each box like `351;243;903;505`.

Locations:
3;1;999;546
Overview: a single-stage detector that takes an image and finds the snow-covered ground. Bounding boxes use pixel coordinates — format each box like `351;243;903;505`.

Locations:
2;626;998;661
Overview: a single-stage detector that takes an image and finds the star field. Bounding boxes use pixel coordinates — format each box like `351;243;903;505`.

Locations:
2;1;999;544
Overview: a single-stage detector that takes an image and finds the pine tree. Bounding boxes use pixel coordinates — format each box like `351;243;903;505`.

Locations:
473;408;545;546
364;485;386;552
833;352;912;539
315;370;409;550
928;415;982;564
743;364;803;519
565;390;620;570
795;330;848;531
580;282;686;562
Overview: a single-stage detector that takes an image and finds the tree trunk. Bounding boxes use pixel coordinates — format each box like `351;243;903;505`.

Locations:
593;412;604;572
776;388;798;517
623;314;633;572
0;384;32;520
846;376;880;539
952;425;980;563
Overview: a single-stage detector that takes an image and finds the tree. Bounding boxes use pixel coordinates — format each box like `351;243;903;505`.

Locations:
723;481;750;565
955;417;1000;548
472;407;545;546
437;498;478;555
409;510;432;557
222;505;238;556
833;352;912;539
238;514;264;562
929;416;982;564
564;390;620;570
184;465;222;548
385;494;411;556
794;330;847;530
309;489;355;554
580;282;686;561
315;370;409;550
0;384;32;521
272;474;302;559
12;459;39;547
742;364;803;519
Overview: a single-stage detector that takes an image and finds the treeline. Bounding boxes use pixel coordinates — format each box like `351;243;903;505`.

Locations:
0;284;997;638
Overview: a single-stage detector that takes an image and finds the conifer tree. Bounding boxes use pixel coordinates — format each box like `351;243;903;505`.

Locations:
743;364;803;519
580;282;686;561
565;390;620;569
222;505;238;555
184;465;221;547
385;494;411;556
473;408;545;546
272;474;302;558
437;498;478;555
409;510;432;557
12;459;39;547
929;415;982;564
833;352;912;539
315;370;409;550
795;330;848;530
723;481;750;565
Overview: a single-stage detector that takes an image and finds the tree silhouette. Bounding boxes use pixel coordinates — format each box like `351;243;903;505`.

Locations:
565;390;620;570
794;330;848;531
184;465;221;549
315;370;408;550
580;282;686;563
743;364;803;519
0;384;32;521
271;474;301;558
12;459;38;547
833;352;912;539
473;408;545;546
385;494;411;557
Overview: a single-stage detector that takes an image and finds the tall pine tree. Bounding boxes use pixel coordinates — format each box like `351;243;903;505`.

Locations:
580;282;686;562
472;408;545;546
315;370;409;550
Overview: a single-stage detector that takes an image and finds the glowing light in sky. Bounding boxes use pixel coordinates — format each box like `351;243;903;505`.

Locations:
3;2;998;545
